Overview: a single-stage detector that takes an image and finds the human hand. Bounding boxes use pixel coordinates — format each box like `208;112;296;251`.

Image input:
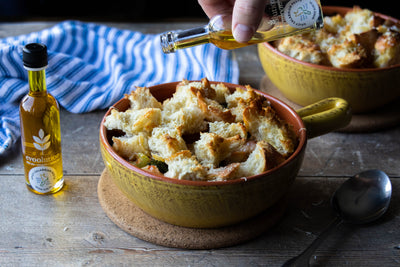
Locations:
198;0;267;43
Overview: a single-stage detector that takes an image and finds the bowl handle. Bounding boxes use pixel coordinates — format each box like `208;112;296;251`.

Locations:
296;97;352;139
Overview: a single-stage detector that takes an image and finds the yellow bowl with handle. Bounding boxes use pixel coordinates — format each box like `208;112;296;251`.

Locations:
258;6;400;113
100;81;351;228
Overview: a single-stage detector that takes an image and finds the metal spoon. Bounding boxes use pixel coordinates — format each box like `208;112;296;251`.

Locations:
282;169;392;267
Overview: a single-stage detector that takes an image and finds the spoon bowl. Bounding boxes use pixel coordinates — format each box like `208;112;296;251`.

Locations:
283;169;392;266
332;169;392;224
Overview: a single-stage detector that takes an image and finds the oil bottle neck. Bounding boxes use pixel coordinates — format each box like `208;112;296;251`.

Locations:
26;67;47;95
160;26;210;53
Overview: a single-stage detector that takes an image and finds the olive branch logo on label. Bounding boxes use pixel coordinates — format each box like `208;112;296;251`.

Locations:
284;0;319;29
38;173;50;186
33;129;51;151
294;6;312;18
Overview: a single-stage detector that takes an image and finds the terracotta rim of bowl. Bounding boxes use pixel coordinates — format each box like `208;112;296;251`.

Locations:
262;6;400;72
100;81;307;187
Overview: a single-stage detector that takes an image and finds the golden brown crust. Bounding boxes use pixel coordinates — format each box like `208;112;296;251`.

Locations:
207;163;241;181
197;91;235;123
258;141;286;170
104;78;297;181
126;86;162;110
164;150;208;181
274;6;400;68
243;105;296;157
148;127;187;160
374;30;400;67
112;133;149;160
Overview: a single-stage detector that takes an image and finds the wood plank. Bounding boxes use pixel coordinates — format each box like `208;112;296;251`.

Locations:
0;175;399;266
301;126;400;176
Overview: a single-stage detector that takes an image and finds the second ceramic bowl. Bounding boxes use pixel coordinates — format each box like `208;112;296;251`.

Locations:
258;6;400;113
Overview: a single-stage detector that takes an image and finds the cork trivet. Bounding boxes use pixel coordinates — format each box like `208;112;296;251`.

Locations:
98;168;287;249
260;75;400;132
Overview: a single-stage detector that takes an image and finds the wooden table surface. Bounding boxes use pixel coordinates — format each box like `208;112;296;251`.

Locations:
0;22;399;267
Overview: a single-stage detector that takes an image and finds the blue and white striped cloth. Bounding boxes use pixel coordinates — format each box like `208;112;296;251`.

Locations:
0;20;239;155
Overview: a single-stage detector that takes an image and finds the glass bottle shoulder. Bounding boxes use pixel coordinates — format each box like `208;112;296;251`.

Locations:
20;92;59;115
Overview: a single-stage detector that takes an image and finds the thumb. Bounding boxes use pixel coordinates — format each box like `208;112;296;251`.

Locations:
232;0;267;43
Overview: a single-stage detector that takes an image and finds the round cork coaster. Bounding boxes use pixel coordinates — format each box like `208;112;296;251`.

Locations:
98;168;287;249
260;76;400;132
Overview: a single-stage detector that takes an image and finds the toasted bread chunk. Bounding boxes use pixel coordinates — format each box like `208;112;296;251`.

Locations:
104;108;161;135
243;105;295;157
177;78;217;100
162;104;207;134
164;150;207;180
210;82;230;104
112;132;149;160
344;6;378;34
175;79;235;123
162;82;208;134
226;86;267;109
226;86;269;122
194;132;244;168
148;127;187;159
352;29;379;54
238;141;286;177
374;30;400;67
126;86;162;110
327;38;369;68
223;140;257;164
275;6;400;68
197;92;235;122
194;133;225;168
276;35;326;65
207;163;241;181
323;14;346;34
163;81;199;112
208;121;247;139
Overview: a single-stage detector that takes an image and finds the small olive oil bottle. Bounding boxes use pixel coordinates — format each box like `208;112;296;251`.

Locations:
160;0;323;53
19;43;64;194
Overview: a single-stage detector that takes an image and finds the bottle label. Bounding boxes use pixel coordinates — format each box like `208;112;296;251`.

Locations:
24;128;61;165
283;0;320;29
24;128;61;193
29;166;57;193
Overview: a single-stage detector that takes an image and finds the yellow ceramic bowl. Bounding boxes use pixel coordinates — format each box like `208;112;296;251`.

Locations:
100;81;351;228
258;6;400;113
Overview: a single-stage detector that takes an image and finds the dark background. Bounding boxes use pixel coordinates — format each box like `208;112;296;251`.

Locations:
0;0;399;21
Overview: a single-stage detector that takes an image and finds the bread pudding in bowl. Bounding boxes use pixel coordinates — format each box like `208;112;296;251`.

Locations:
100;79;351;228
258;6;400;113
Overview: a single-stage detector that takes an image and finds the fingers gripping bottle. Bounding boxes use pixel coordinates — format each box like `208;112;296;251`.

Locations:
19;43;64;194
160;0;323;53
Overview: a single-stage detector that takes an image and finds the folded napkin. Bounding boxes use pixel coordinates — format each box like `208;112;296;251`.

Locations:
0;20;239;155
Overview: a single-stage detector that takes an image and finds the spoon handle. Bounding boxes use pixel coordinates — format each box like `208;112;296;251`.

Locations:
282;216;343;267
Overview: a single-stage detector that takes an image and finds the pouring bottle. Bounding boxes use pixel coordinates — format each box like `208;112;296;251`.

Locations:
160;0;324;53
19;43;64;194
